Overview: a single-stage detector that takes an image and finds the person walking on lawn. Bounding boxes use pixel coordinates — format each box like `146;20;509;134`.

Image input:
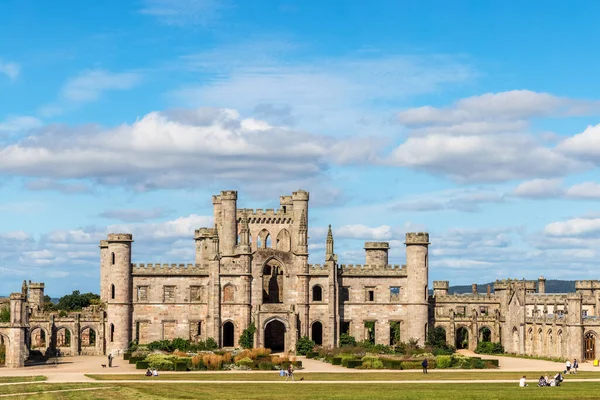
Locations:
422;359;428;374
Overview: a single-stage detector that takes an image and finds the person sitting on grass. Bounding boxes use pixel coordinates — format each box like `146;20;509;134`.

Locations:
152;369;159;377
145;368;152;377
538;376;547;387
519;375;528;387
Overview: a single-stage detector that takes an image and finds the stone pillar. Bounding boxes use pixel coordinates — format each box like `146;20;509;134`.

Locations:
219;190;238;256
6;293;28;368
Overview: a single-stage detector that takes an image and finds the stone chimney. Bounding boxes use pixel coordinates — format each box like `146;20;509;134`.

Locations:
538;276;546;294
472;283;478;294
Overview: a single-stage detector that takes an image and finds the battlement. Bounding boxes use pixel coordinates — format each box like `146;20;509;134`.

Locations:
131;263;209;275
28;282;44;289
9;293;26;300
220;190;237;200
99;240;108;248
194;227;217;239
237;208;293;223
292;190;309;201
107;233;133;242
280;195;293;206
405;232;430;244
364;242;390;249
433;281;449;289
434;293;499;302
338;264;406;276
575;280;600;289
493;279;536;290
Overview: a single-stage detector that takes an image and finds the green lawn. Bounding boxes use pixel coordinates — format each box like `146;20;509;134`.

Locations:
86;370;600;381
3;382;600;400
0;376;46;383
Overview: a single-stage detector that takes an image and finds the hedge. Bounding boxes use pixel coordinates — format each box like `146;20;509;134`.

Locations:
136;361;150;369
129;356;145;364
486;359;499;367
123;352;131;361
293;361;302;368
346;360;363;368
174;362;188;371
332;357;342;365
306;352;318;359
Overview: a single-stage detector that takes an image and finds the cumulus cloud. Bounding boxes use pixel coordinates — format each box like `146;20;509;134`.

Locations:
565;182;600;199
557;124;600;162
544;218;600;237
388;133;586;183
0;60;19;80
392;187;506;212
512;179;564;198
334;224;393;240
0;107;378;191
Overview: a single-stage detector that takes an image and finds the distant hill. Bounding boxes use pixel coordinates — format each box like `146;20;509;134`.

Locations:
440;280;576;295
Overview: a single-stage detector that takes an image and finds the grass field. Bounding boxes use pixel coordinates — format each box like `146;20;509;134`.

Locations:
86;370;600;381
1;382;600;400
0;376;46;383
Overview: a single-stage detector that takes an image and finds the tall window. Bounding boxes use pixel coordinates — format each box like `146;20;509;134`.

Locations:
137;286;148;301
163;286;175;302
312;285;323;302
111;284;115;299
110;324;114;342
111;252;115;265
390;287;400;302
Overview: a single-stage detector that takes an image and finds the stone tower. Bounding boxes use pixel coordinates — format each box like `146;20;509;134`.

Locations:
27;282;45;311
104;233;133;355
405;232;430;345
219;190;238;257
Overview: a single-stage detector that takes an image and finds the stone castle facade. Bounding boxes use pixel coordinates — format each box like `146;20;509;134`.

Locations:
0;189;598;367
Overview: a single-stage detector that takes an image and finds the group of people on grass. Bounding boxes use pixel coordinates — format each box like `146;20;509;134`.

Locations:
519;358;580;387
145;368;159;377
279;364;295;381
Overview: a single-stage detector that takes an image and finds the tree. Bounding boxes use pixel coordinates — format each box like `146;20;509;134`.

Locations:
296;336;315;355
239;323;256;349
55;291;100;311
0;306;9;323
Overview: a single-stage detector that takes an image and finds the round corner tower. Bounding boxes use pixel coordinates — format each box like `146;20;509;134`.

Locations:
405;232;430;345
364;242;389;266
105;233;133;355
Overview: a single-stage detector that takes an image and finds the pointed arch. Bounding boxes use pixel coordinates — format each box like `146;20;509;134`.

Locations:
276;229;291;252
312;285;323;302
257;229;271;249
111;252;115;265
223;283;235;303
262;257;284;303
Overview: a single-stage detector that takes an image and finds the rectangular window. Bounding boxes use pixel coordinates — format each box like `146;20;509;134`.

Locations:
557;310;564;316
390;287;400;302
582;310;588;317
389;321;401;346
137;286;148;301
190;286;202;302
457;306;466;317
480;306;488;315
368;290;375;302
163;286;175;302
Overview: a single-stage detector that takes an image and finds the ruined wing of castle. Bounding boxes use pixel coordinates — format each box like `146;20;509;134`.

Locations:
1;190;599;367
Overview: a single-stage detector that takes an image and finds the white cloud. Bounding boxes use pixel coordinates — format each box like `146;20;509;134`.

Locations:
512;179;564;198
544;218;600;237
0;107;377;190
334;225;393;240
0;116;42;133
392;187;506;212
565;182;600;199
0;60;19;80
61;69;141;102
398;90;594;127
388;133;586;183
25;179;92;194
98;208;170;222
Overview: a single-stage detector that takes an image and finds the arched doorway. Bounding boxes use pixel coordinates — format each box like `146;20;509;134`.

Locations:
512;327;519;352
456;327;469;349
262;259;284;303
0;334;8;366
585;332;596;360
264;320;286;352
311;321;323;345
223;321;235;347
479;327;491;342
29;327;47;350
80;327;96;347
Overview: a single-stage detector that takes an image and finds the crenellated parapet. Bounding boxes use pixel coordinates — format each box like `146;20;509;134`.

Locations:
493;279;536;291
131;263;209;275
434;293;500;303
575;280;600;290
405;232;430;244
236;208;293;224
107;233;133;242
338;264;406;276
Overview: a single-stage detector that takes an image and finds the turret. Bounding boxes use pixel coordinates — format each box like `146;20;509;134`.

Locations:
27;282;45;311
105;233;133;355
325;225;335;261
472;283;478;295
364;242;389;266
99;240;109;302
405;232;430;345
538;276;546;294
6;293;28;367
219;190;238;256
433;281;449;296
292;190;309;254
238;210;251;254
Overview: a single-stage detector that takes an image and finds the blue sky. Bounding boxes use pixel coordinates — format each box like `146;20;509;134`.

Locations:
2;0;600;296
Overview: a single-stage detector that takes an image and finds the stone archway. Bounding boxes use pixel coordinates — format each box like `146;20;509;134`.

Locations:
262;258;284;304
311;321;323;345
585;331;596;360
29;327;48;350
223;321;235;347
456;326;469;349
264;319;286;352
0;334;8;366
479;327;492;342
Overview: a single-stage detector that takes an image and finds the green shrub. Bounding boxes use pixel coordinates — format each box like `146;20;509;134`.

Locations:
293;361;302;368
306;351;318;359
239;323;256;349
469;357;485;369
149;359;174;371
258;361;274;370
136;361;149;369
332;357;342;365
339;333;357;347
236;357;254;368
129;356;145;364
206;337;218;350
296;336;316;355
486;359;499;367
475;341;504;355
174;361;188;371
340;355;356;367
435;355;453;369
400;361;423;369
123;352;131;361
346;359;362;368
